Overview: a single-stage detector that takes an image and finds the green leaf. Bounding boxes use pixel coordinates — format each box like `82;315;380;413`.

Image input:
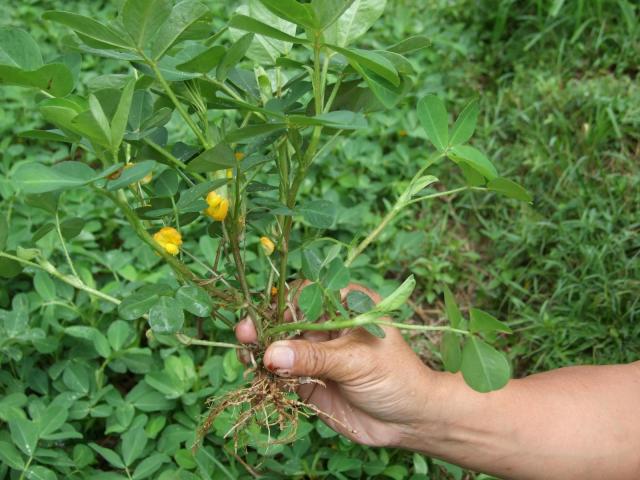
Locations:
449;98;479;147
322;258;350;290
122;0;173;48
66;326;112;358
133;453;170;479
34;271;56;301
26;466;57;480
460;337;510;393
311;0;356;30
88;94;112;144
148;297;185;334
388;35;431;54
224;123;286;143
449;145;498;180
0;63;74;97
60;217;86;240
301;248;323;281
153;169;180;197
177;45;226;73
107;161;157;190
9;417;39;457
363;323;386;338
440;331;462;373
63;363;91;395
0;255;23;278
216;32;254;82
376;275;415;312
151;0;211;60
177;179;228;208
327;44;399;86
119;292;160;320
487;177;533;202
442;285;462;329
258;0;317;30
288;111;367;130
346;290;374;314
186;144;236;173
0;214;7;251
110;78;136;150
299;199;336;229
0;440;25;470
43;11;133;50
0;27;43;69
108;320;134;351
322;0;387;47
229;14;310;44
417;95;448;152
122;426;147;466
175;285;213;317
298;284;323;322
469;308;512;334
89;443;126;469
38;405;69;437
13;162;95;194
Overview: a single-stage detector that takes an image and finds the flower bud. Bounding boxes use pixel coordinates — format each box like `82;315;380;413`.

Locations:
260;236;275;256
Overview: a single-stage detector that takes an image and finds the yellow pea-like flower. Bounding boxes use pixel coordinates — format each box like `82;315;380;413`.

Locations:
260;236;275;256
205;191;229;221
153;227;182;256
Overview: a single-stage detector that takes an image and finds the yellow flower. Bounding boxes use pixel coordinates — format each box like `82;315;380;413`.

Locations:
271;286;278;297
153;227;182;256
260;236;275;256
234;151;245;161
398;129;408;137
204;191;229;221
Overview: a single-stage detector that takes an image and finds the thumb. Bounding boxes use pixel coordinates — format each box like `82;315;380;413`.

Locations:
264;339;352;381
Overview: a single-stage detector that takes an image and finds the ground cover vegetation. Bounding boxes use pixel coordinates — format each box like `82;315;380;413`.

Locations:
0;0;638;479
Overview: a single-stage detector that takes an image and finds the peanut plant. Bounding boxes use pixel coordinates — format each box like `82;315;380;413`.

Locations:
0;0;532;473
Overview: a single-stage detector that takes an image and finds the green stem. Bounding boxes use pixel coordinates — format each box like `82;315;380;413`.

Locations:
55;211;80;278
143;138;205;183
148;60;210;148
175;333;240;349
18;456;33;480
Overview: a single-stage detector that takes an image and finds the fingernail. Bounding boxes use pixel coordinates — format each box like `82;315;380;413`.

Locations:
267;345;294;370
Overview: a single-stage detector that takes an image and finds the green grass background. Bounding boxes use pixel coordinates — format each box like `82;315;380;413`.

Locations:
1;0;638;478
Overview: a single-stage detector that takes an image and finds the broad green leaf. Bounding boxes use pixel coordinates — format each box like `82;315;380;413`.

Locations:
133;453;170;479
122;0;173;48
107;160;157;190
440;331;462;373
449;98;479;146
153;169;180;197
34;271;56;301
119;292;159;320
461;337;510;392
39;97;84;134
89;443;126;469
0;440;25;470
299;199;337;229
229;14;309;44
225;123;286;143
0;63;74;97
43;11;133;50
258;0;317;30
376;275;415;312
487;177;533;202
288;111;367;130
39;405;69;437
350;61;408;108
176;45;225;72
402;174;438;201
469;308;512;334
108;320;135;351
9;417;39;457
148;297;185;334
186;144;236;173
346;290;374;314
26;466;57;480
298;283;323;322
66;326;112;358
443;285;462;329
301;248;323;281
327;44;399;86
322;258;350;290
216;32;254;82
13;162;95;194
389;35;430;54
417;95;448;152
322;0;387;47
0;27;43;69
311;0;356;30
88;94;112;143
177;179;228;208
110;78;136;150
0;255;23;278
449;145;498;180
60;217;86;240
63;363;90;395
122;426;147;466
0;214;7;250
152;0;210;60
176;285;213;317
363;323;386;338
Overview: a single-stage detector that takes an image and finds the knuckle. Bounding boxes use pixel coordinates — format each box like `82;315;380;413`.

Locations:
304;343;328;375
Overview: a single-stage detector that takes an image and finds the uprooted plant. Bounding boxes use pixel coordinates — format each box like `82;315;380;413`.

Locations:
1;0;532;452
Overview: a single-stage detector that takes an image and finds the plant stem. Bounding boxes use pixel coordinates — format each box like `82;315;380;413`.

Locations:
55;211;80;278
175;333;240;349
143;138;205;183
148;60;210;149
346;203;401;267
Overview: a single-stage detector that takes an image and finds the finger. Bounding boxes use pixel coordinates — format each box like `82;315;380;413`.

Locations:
235;317;258;344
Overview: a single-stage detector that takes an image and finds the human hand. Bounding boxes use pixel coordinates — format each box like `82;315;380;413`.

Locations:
235;283;438;447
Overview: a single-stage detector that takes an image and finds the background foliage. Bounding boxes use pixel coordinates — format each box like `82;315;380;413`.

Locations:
1;0;638;479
